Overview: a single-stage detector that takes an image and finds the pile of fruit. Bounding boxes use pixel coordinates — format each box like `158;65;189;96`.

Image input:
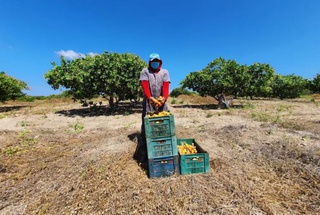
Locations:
178;142;198;154
147;111;171;118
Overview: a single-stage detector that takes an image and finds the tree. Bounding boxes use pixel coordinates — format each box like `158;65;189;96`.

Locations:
309;73;320;93
181;57;250;108
0;72;29;102
271;74;307;99
44;51;147;109
245;63;275;99
170;87;193;98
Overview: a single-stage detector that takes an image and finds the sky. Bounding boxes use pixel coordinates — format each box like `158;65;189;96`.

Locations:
1;0;320;96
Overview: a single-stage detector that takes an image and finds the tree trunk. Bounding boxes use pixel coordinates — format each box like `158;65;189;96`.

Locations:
217;94;232;109
109;96;114;110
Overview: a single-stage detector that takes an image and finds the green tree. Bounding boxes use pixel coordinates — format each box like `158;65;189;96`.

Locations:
181;57;250;108
44;51;147;109
245;63;275;98
0;72;29;102
309;73;320;93
271;74;307;99
170;87;193;97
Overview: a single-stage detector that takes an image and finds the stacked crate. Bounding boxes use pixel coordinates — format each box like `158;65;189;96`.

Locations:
144;114;180;178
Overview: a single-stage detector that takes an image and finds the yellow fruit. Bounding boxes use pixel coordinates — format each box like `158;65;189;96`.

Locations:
147;111;170;118
178;142;197;155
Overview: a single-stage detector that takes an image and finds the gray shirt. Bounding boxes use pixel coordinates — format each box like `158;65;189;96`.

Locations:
140;68;170;98
139;68;171;114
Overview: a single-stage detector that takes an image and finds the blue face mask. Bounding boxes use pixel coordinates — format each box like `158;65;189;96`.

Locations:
150;62;160;70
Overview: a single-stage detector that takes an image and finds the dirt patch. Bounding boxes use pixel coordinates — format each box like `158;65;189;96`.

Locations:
1;96;319;214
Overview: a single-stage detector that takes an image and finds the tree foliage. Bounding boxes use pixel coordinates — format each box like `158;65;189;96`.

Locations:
0;71;29;102
180;57;312;107
271;74;307;100
44;52;147;109
181;57;252;108
245;63;275;98
170;87;194;98
180;57;302;108
309;73;320;93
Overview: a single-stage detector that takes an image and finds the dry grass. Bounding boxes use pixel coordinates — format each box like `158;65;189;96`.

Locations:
0;96;320;214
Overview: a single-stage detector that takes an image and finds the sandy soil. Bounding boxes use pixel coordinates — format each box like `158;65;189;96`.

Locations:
0;95;319;215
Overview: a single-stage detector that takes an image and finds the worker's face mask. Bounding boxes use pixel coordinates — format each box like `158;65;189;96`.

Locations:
150;62;160;70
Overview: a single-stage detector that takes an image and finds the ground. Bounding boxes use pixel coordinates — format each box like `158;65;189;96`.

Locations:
0;95;319;215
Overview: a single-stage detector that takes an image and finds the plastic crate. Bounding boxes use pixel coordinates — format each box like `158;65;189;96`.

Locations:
148;155;180;178
144;115;175;139
177;139;210;175
146;136;178;159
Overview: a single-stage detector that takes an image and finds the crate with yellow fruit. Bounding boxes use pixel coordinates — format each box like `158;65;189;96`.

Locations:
177;138;210;175
144;112;175;139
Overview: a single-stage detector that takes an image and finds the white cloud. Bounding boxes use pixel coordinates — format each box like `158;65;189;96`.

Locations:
55;50;98;60
87;52;98;57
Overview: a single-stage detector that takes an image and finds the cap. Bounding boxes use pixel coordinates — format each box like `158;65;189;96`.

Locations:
149;53;161;61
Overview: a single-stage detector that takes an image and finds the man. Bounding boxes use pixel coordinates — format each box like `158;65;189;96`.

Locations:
134;53;171;165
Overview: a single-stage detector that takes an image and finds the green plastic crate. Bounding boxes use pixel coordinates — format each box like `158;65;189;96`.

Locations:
144;115;175;139
177;139;210;175
146;136;178;159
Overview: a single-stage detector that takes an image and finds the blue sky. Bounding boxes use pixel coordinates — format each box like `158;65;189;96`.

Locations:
1;0;320;96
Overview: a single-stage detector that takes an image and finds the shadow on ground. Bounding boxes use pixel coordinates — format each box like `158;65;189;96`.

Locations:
128;131;149;172
128;131;142;161
170;104;244;110
0;106;29;113
55;102;143;117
